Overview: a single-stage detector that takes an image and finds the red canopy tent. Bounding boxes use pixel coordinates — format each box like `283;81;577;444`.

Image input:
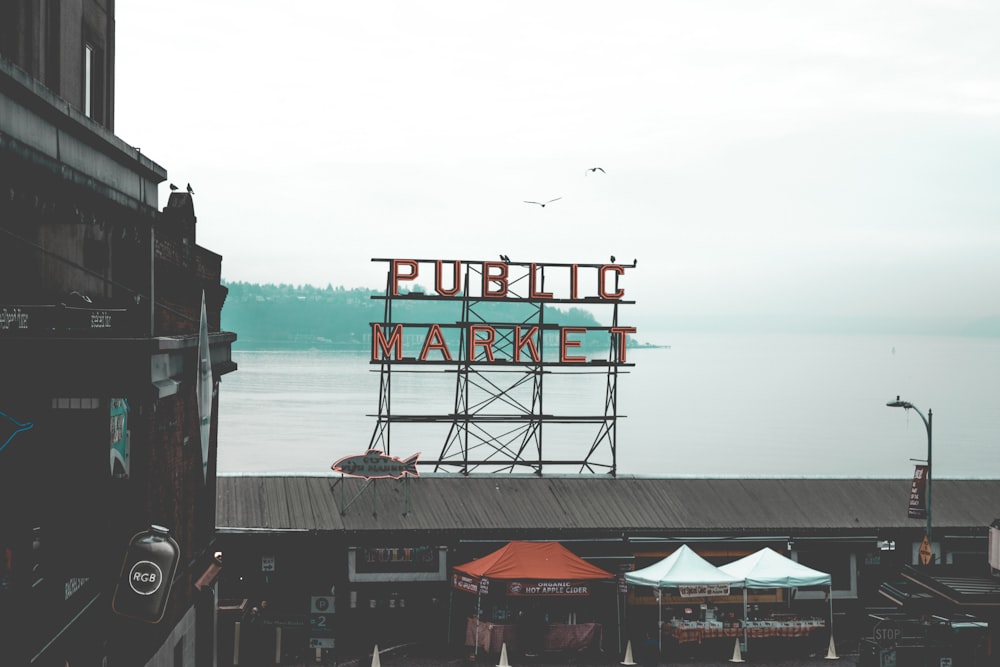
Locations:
451;541;614;656
453;540;613;581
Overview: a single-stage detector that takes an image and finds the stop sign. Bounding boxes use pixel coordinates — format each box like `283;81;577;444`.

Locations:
873;619;902;648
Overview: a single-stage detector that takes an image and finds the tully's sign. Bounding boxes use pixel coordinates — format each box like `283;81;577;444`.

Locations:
371;258;637;364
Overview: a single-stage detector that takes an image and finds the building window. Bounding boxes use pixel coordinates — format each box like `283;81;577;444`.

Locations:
84;44;93;118
793;549;858;599
83;42;104;122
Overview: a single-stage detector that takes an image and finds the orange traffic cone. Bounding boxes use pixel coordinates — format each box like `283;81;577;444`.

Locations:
620;640;637;665
729;637;745;663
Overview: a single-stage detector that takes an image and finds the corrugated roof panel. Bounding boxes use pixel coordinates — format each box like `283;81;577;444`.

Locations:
216;475;1000;536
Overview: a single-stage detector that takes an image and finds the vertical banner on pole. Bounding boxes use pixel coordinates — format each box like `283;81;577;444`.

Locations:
197;291;213;482
908;465;928;519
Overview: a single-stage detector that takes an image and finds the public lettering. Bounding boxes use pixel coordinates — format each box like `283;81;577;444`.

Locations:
387;259;630;301
378;258;636;366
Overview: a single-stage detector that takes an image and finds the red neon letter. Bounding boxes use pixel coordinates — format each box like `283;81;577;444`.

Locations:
434;260;461;297
392;259;419;296
420;324;453;361
469;325;497;362
570;264;580;300
610;327;637;363
372;323;404;360
529;264;553;299
560;327;587;363
482;262;508;298
514;326;541;363
598;264;625;299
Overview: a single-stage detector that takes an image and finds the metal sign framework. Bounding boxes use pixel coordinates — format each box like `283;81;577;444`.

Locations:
365;258;635;476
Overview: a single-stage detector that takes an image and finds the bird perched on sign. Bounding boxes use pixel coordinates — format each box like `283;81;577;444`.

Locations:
169;183;178;191
586;167;606;175
500;254;511;263
186;183;195;195
524;197;562;208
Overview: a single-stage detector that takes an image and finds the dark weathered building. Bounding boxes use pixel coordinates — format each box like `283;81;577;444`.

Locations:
1;3;236;665
216;475;999;662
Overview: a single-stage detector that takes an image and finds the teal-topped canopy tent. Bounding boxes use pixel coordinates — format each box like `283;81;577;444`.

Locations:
719;547;832;653
624;545;742;649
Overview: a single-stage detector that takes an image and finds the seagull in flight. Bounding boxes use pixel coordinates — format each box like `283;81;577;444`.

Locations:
524;197;562;208
586;167;606;175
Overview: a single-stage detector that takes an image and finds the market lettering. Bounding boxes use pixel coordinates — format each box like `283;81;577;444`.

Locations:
372;324;634;364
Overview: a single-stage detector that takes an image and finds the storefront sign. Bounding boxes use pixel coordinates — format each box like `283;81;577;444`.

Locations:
112;525;179;624
506;580;593;596
109;398;129;477
678;584;731;597
371;259;637;365
452;572;478;594
351;546;448;582
0;304;129;337
908;465;928;519
332;449;420;479
356;546;440;574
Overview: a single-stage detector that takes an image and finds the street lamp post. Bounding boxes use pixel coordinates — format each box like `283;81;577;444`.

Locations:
886;396;933;561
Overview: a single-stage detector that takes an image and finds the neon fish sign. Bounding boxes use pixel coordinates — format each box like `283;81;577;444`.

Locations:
331;449;420;480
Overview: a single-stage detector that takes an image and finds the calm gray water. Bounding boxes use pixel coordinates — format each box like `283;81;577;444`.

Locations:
216;332;1000;478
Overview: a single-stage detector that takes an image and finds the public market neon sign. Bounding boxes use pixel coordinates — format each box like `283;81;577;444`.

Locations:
372;258;637;365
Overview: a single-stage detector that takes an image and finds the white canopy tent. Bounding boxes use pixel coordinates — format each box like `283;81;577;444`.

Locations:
719;547;833;654
624;544;742;650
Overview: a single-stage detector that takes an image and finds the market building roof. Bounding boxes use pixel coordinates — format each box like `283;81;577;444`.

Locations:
216;475;1000;538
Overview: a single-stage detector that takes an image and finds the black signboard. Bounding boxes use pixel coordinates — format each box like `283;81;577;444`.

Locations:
112;525;179;623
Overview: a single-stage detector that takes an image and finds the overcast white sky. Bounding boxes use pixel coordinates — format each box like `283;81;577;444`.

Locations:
114;1;1000;333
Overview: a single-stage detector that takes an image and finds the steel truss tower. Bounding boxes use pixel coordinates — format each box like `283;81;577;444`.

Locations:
367;258;635;476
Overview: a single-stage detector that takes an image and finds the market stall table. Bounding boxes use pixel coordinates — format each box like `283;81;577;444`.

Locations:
465;618;603;653
663;619;826;644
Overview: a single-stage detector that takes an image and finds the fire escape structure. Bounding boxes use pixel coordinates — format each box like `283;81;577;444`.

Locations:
366;259;635;476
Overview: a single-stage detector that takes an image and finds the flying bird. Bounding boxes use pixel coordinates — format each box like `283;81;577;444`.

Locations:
586;167;606;175
186;183;195;195
524;197;562;208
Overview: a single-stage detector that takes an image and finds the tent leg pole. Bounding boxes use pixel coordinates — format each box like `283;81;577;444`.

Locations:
828;584;834;644
658;590;662;653
743;587;748;655
475;591;481;657
617;587;622;656
447;588;453;645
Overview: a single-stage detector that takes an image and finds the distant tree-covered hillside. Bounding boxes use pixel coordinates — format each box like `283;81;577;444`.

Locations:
221;281;638;350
